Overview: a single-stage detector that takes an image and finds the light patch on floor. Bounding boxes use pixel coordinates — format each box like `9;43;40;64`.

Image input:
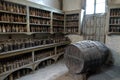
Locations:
18;61;68;80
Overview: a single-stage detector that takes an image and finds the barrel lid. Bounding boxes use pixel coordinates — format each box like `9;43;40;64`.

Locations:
65;54;84;74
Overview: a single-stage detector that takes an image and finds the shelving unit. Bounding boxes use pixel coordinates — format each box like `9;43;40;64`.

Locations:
52;12;64;33
65;13;79;33
0;39;70;80
0;0;27;33
108;8;120;35
29;7;51;33
0;0;71;80
65;10;81;34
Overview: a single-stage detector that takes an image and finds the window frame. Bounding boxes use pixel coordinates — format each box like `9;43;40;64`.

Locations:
85;0;106;14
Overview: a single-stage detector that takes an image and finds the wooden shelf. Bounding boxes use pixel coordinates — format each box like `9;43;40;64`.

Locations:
34;55;55;63
65;32;79;34
0;62;33;76
0;21;27;25
53;18;64;21
109;24;120;26
0;32;27;34
0;10;26;16
66;26;78;27
30;15;50;19
0;41;69;78
108;32;120;35
30;23;50;26
53;25;64;27
110;16;120;18
0;41;69;58
66;19;79;21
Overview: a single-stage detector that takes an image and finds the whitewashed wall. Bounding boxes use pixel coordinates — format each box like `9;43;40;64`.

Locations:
66;35;83;43
27;0;61;9
63;0;82;11
106;36;120;66
105;0;120;66
108;0;120;5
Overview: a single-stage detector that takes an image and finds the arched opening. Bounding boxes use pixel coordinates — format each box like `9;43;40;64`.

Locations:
4;68;32;80
35;59;55;70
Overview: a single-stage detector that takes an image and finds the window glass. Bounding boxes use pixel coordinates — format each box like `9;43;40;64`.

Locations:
86;0;95;14
86;0;106;14
96;3;105;13
96;0;105;3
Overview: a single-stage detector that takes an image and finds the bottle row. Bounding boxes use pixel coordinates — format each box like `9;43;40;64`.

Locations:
4;69;32;80
30;18;50;25
0;13;26;22
66;27;78;33
109;26;120;32
0;24;27;32
0;1;26;14
0;45;66;74
0;37;68;53
66;21;78;26
4;59;55;80
53;27;64;32
66;14;79;20
110;18;120;24
30;26;50;32
110;9;120;16
53;13;64;20
34;49;54;61
30;8;50;17
0;53;32;74
53;21;64;26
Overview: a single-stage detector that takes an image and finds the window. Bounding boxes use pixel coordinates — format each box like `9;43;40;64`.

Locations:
86;0;95;14
86;0;106;14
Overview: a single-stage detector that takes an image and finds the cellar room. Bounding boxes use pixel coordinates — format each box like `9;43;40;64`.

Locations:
0;0;120;80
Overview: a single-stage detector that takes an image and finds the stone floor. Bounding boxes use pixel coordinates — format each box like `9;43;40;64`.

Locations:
18;60;68;80
18;60;120;80
55;66;120;80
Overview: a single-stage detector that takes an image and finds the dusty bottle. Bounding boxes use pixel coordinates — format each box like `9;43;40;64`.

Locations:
2;24;6;32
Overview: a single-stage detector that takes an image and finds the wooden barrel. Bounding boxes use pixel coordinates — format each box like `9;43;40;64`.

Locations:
64;40;109;74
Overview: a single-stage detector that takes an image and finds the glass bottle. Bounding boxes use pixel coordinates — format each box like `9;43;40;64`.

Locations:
0;1;3;10
10;4;13;12
16;5;19;13
13;4;16;12
0;25;2;32
2;24;6;32
3;2;6;11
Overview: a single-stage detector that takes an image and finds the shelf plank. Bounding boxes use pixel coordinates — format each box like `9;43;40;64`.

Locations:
110;16;120;18
108;32;120;35
53;25;64;27
0;42;69;76
0;32;27;34
0;10;26;16
30;15;51;19
53;18;64;21
30;23;50;26
0;63;33;76
65;26;79;27
0;21;27;24
66;19;79;21
0;42;69;58
109;24;120;26
0;32;51;35
34;55;55;63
